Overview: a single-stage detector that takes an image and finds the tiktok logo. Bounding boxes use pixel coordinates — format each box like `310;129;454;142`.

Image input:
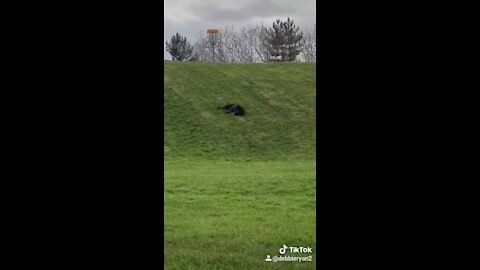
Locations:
279;244;288;255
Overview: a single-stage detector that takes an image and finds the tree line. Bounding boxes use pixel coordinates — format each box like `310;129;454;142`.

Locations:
166;18;316;63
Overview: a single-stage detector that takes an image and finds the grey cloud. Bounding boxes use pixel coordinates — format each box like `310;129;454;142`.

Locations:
189;0;292;23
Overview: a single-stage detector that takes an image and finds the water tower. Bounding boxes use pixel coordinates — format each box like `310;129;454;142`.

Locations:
207;29;219;62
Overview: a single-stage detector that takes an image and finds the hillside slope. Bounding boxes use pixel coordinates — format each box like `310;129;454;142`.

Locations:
164;61;316;161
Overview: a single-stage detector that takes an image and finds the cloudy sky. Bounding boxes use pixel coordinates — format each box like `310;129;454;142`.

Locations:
164;0;316;59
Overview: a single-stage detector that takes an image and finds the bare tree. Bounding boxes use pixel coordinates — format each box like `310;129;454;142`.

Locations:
191;21;309;63
302;24;316;62
252;23;269;62
192;32;227;62
222;24;270;63
219;26;238;62
192;32;211;61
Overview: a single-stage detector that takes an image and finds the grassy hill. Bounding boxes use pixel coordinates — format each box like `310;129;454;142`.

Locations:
164;61;316;161
164;61;317;269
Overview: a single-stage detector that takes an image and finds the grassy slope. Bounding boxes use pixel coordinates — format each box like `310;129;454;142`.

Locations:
164;61;316;161
164;61;316;269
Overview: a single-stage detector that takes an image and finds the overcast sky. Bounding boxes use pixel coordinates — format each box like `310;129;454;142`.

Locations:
164;0;316;59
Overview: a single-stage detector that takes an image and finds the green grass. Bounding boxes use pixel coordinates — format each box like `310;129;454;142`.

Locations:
164;61;316;269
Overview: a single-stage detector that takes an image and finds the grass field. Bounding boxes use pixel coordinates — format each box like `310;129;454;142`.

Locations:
164;61;316;269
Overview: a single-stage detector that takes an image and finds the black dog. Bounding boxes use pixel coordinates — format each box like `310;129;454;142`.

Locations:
218;104;245;116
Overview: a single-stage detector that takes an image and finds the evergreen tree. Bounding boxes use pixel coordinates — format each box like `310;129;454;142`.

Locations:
264;18;304;61
166;33;193;61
